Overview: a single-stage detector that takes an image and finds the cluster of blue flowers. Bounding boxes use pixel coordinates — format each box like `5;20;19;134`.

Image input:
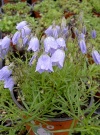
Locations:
0;20;100;91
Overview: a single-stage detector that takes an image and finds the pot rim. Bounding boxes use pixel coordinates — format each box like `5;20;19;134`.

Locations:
10;89;94;122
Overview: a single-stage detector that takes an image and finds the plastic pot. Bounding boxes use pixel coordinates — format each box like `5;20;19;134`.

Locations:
10;89;94;135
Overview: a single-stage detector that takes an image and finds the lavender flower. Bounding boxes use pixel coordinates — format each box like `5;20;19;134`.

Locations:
0;66;12;81
16;21;27;30
56;37;66;49
91;30;96;39
52;25;60;39
28;37;40;52
92;50;100;65
4;77;15;91
61;27;69;38
29;53;38;66
44;25;60;38
12;31;21;45
1;36;11;50
44;36;58;54
79;40;87;54
36;54;53;73
21;26;31;38
51;49;65;68
44;25;53;36
78;33;85;40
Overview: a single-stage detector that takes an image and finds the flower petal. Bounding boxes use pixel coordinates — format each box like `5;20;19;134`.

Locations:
92;50;100;65
51;49;65;68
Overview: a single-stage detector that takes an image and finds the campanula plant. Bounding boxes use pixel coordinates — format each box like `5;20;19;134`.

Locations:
0;16;100;129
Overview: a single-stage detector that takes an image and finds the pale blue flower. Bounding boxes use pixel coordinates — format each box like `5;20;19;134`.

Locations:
78;33;85;40
44;25;60;38
23;36;29;46
36;54;53;73
12;31;21;45
92;50;100;65
52;25;60;39
91;30;96;39
56;37;66;49
51;49;65;68
0;36;11;58
44;25;53;36
0;66;12;81
16;21;27;30
61;27;69;37
44;36;58;54
29;52;38;66
21;26;31;38
79;40;87;54
1;36;11;50
4;77;15;91
28;37;40;52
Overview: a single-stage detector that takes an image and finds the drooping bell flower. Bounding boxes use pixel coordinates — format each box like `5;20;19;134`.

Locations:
0;66;12;81
22;36;29;47
56;37;66;49
91;30;96;39
44;36;58;54
16;21;27;30
28;37;40;52
52;25;60;39
79;39;87;54
4;76;15;91
44;25;53;36
21;26;31;38
29;52;38;66
61;26;69;38
12;31;21;45
92;50;100;65
78;33;85;40
1;36;11;50
36;54;53;73
51;49;65;69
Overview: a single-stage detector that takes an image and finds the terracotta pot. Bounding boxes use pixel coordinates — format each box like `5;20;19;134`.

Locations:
26;119;77;135
3;0;26;4
93;11;100;17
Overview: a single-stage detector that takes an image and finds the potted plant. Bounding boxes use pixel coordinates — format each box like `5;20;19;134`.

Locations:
0;14;100;135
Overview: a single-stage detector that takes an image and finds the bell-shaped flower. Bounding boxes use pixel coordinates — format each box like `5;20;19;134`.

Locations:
21;26;31;38
12;31;21;45
29;52;38;66
22;36;29;47
44;25;53;36
52;25;60;39
27;37;40;52
16;21;27;30
0;66;12;81
4;77;15;91
1;36;11;50
92;50;100;65
44;36;58;54
78;33;85;40
61;26;69;37
91;30;96;39
56;37;66;49
51;49;65;68
36;54;53;73
79;40;87;54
